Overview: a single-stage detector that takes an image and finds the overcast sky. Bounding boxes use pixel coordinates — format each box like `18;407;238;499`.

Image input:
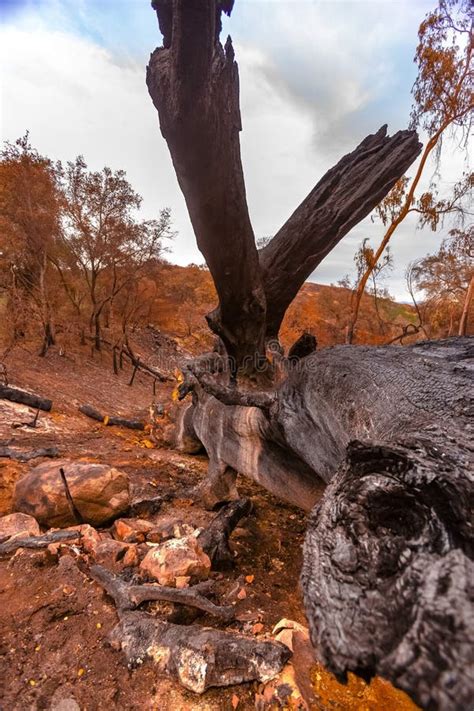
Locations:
0;0;470;299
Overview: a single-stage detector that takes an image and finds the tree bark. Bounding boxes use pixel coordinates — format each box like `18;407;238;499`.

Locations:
177;337;473;709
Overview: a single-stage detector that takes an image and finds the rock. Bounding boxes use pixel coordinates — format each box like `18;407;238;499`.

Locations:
50;699;80;711
113;518;154;543
140;535;211;586
122;545;139;568
255;620;317;710
0;512;40;540
93;539;136;572
13;460;130;527
0;460;23;516
69;524;102;554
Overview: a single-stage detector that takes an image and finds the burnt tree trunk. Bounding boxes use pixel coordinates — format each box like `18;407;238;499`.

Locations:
147;0;421;366
145;3;471;709
176;338;473;710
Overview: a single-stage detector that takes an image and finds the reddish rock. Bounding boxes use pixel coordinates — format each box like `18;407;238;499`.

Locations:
140;535;211;586
13;460;130;528
122;544;139;568
93;539;129;570
0;512;40;540
113;518;154;543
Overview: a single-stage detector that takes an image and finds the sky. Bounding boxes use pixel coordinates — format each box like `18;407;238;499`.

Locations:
0;0;470;299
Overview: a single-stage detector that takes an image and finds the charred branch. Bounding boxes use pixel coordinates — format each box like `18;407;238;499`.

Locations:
78;405;145;431
0;385;52;412
259;126;422;337
0;446;59;462
147;0;266;366
109;610;291;694
89;564;235;621
0;529;81;557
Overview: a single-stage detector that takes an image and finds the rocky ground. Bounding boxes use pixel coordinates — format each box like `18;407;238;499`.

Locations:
0;346;419;710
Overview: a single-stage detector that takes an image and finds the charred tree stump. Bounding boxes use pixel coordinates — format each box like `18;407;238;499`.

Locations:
144;3;470;708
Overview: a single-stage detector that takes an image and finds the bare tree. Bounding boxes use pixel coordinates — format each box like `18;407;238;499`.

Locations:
147;0;421;373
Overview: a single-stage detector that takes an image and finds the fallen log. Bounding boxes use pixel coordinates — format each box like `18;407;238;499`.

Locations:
0;446;59;462
109;610;291;694
198;498;253;569
89;564;235;621
176;337;473;710
0;385;52;412
79;404;145;431
0;529;81;557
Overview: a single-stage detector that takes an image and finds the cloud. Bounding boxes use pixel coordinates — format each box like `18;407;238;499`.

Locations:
1;0;468;302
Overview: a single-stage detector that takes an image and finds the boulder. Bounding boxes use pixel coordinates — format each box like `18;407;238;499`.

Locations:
13;460;130;528
140;534;211;586
0;512;40;540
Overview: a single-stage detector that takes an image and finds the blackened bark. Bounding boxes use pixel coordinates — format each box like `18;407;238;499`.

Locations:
109;610;291;694
177;338;473;709
147;0;266;367
259;126;422;337
0;385;52;411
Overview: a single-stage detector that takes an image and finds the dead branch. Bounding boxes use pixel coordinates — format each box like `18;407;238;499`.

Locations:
0;446;59;462
0;529;81;557
187;366;276;411
89;564;234;621
78;404;145;431
109;610;291;694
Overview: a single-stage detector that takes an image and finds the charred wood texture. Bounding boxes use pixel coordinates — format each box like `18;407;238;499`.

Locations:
109;610;291;694
198;497;252;569
147;1;421;364
178;338;473;708
291;338;472;711
148;0;266;367
0;385;52;412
